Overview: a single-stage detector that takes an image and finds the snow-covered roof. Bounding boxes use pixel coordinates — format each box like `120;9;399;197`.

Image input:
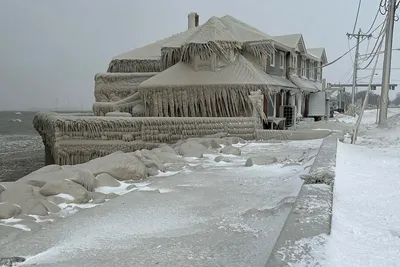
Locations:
290;76;321;92
307;48;328;64
140;54;271;87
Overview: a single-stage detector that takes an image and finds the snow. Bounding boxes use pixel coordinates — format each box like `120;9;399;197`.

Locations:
321;141;400;267
0;222;31;231
293;108;400;267
54;193;75;201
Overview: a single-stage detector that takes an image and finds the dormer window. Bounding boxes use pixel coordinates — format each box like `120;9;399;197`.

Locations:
280;52;285;69
301;59;306;77
270;52;275;67
309;60;314;79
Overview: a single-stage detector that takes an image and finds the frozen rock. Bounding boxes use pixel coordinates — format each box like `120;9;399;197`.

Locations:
137;150;165;171
0;203;21;219
159;145;177;154
220;145;241;156
27;164;62;175
0;257;25;266
84;153;147;181
152;152;183;164
95;173;120;188
47;196;69;205
70;170;96;192
88;192;107;204
226;136;245;144
26;180;46;188
214;156;231;163
178;141;208;158
0;184;5;193
245;156;277;167
147;167;159;177
18;168;76;184
0;183;50;216
39;180;89;204
209;139;222;149
198;139;221;149
218;138;232;147
39;199;61;213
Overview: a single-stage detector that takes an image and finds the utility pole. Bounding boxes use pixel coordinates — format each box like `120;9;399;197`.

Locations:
379;0;397;125
347;29;373;105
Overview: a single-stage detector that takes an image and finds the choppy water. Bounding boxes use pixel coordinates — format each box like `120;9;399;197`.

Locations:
0;111;44;181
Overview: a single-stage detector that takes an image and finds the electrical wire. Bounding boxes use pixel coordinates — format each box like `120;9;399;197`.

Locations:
358;18;387;64
359;36;385;70
353;0;362;34
337;66;354;84
323;20;385;69
363;6;381;34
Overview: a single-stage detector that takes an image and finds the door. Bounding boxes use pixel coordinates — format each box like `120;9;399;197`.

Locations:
304;94;310;117
275;92;282;117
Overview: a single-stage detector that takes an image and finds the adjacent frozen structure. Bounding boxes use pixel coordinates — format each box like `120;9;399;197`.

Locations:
34;13;328;165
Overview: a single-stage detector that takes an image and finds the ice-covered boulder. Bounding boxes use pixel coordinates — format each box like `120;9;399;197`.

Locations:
0;203;21;219
83;153;147;181
70;170;97;192
178;141;209;158
39;180;90;204
95;173;121;187
220;145;241;156
245;156;277;167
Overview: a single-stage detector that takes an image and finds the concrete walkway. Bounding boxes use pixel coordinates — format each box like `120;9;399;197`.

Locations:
0;140;321;267
266;133;341;266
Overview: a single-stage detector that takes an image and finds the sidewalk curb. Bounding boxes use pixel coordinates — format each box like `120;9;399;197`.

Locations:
265;133;342;267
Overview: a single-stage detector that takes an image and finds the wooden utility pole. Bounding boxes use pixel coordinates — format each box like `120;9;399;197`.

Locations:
379;0;397;125
346;29;372;105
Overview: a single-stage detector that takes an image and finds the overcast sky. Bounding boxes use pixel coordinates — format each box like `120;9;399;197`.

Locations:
0;0;399;111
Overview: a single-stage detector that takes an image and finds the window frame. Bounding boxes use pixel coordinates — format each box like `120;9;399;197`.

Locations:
270;52;275;67
301;59;306;77
309;60;314;79
291;54;298;75
279;52;285;69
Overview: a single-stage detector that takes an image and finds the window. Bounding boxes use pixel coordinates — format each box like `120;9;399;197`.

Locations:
291;54;298;75
292;54;297;68
270;52;275;67
301;59;306;77
313;62;318;80
280;52;285;69
317;62;322;81
309;60;314;79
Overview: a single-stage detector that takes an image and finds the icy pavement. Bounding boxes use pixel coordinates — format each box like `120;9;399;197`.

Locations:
0;139;322;267
291;110;400;267
302;141;400;267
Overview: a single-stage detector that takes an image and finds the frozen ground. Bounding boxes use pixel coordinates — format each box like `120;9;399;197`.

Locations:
295;107;400;135
0;139;322;267
292;109;400;267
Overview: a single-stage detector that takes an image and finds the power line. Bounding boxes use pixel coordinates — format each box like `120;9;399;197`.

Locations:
359;19;387;64
337;66;354;83
363;6;382;34
353;0;363;33
289;19;386;72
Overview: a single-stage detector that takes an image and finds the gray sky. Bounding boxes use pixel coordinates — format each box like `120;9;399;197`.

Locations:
0;0;399;111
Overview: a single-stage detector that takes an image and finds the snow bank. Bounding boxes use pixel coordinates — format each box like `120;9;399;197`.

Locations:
322;142;400;267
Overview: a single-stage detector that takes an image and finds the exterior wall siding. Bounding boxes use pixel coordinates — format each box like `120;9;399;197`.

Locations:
266;50;286;76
